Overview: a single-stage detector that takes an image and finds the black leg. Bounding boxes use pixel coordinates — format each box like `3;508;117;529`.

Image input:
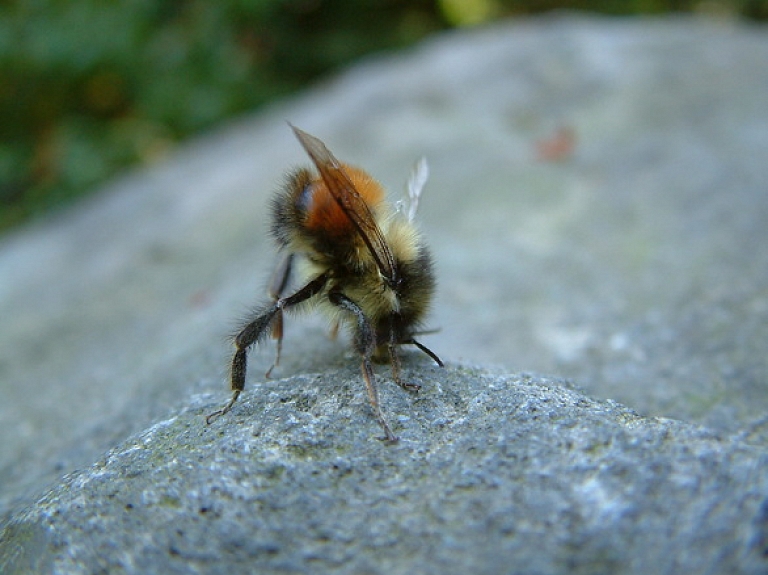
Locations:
329;291;397;442
206;272;329;424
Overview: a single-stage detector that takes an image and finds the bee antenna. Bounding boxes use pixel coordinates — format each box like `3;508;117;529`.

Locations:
407;338;444;367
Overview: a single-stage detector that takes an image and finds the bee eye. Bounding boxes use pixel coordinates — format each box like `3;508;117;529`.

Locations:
295;182;315;215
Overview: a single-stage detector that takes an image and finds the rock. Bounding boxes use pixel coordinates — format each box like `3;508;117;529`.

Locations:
1;367;766;575
2;13;768;573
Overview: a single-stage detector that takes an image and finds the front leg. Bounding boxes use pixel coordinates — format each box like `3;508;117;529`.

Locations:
206;272;329;424
329;291;397;442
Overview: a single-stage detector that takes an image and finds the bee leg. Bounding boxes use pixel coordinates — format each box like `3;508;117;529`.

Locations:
388;325;420;392
361;358;398;443
205;310;277;424
329;291;398;442
266;253;294;378
206;272;328;424
265;311;283;379
328;318;340;341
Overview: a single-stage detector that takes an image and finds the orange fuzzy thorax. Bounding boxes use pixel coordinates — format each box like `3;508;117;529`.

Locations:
303;164;384;236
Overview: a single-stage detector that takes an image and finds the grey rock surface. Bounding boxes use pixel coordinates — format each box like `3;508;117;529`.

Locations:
1;367;767;575
2;13;768;573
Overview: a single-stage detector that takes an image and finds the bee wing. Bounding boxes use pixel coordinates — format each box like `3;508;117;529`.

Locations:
405;156;429;223
290;124;398;284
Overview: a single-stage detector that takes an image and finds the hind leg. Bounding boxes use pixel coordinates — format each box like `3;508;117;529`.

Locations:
329;291;397;442
206;271;328;424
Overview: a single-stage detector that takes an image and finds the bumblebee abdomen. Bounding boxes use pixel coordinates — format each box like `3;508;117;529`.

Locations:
303;164;384;235
301;182;353;237
272;165;386;263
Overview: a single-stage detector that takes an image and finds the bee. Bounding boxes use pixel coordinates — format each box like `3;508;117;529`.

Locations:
206;125;443;441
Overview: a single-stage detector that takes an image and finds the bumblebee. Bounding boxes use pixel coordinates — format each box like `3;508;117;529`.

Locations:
207;125;442;441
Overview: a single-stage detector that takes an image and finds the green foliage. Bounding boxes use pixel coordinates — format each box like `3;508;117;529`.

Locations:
0;0;764;230
0;0;440;229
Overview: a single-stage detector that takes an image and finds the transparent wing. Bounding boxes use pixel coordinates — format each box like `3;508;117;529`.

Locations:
405;156;429;223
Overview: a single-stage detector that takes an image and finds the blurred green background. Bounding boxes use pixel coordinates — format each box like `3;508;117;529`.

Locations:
1;0;766;232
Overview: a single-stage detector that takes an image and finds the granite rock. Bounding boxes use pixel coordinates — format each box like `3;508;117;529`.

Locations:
2;367;766;574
